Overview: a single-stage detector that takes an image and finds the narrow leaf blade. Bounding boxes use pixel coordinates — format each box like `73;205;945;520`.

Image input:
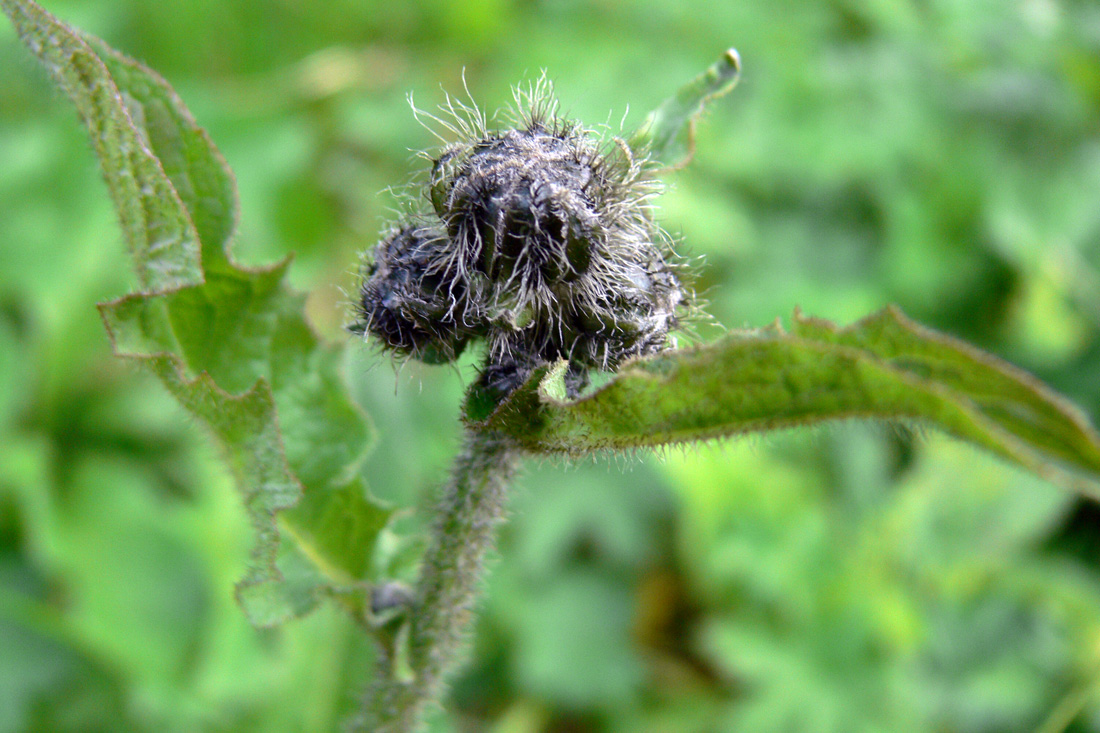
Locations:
628;48;742;168
0;0;203;291
476;308;1100;495
84;35;239;274
791;307;1100;477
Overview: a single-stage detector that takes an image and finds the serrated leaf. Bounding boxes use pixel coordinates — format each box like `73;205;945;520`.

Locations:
474;307;1100;496
3;0;387;625
628;48;742;168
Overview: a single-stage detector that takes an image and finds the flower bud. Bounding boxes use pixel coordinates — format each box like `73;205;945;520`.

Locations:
354;80;691;390
351;223;475;364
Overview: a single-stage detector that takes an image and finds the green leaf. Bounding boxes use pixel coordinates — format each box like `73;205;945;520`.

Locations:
0;0;202;292
2;0;387;625
627;48;742;168
474;307;1100;496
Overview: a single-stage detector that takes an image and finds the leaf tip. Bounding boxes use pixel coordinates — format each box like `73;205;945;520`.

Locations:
723;47;742;74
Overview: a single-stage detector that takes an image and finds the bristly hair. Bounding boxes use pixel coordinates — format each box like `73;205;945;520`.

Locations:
354;73;697;398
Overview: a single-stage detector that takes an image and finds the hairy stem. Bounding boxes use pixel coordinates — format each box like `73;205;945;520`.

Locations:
354;427;520;732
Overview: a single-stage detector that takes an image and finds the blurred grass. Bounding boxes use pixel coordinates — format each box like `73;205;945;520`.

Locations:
3;0;1100;731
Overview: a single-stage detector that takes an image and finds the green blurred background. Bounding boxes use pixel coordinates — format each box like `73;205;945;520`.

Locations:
4;0;1100;730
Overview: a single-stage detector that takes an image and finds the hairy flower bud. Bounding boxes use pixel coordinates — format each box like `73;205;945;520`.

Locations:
353;80;691;392
350;223;474;364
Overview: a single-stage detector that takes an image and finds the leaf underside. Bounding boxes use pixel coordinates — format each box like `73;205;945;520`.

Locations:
2;0;389;626
473;306;1100;498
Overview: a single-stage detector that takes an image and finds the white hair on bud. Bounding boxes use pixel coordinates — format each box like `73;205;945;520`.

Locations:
354;75;699;399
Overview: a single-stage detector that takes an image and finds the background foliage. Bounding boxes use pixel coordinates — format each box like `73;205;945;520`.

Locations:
3;0;1100;731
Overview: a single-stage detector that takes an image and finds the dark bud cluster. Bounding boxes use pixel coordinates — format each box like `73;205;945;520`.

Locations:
351;83;689;395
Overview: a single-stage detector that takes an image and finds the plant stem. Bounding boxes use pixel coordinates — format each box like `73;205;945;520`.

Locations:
353;426;520;732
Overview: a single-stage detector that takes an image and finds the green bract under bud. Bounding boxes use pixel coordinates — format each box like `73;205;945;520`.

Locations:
353;79;691;394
